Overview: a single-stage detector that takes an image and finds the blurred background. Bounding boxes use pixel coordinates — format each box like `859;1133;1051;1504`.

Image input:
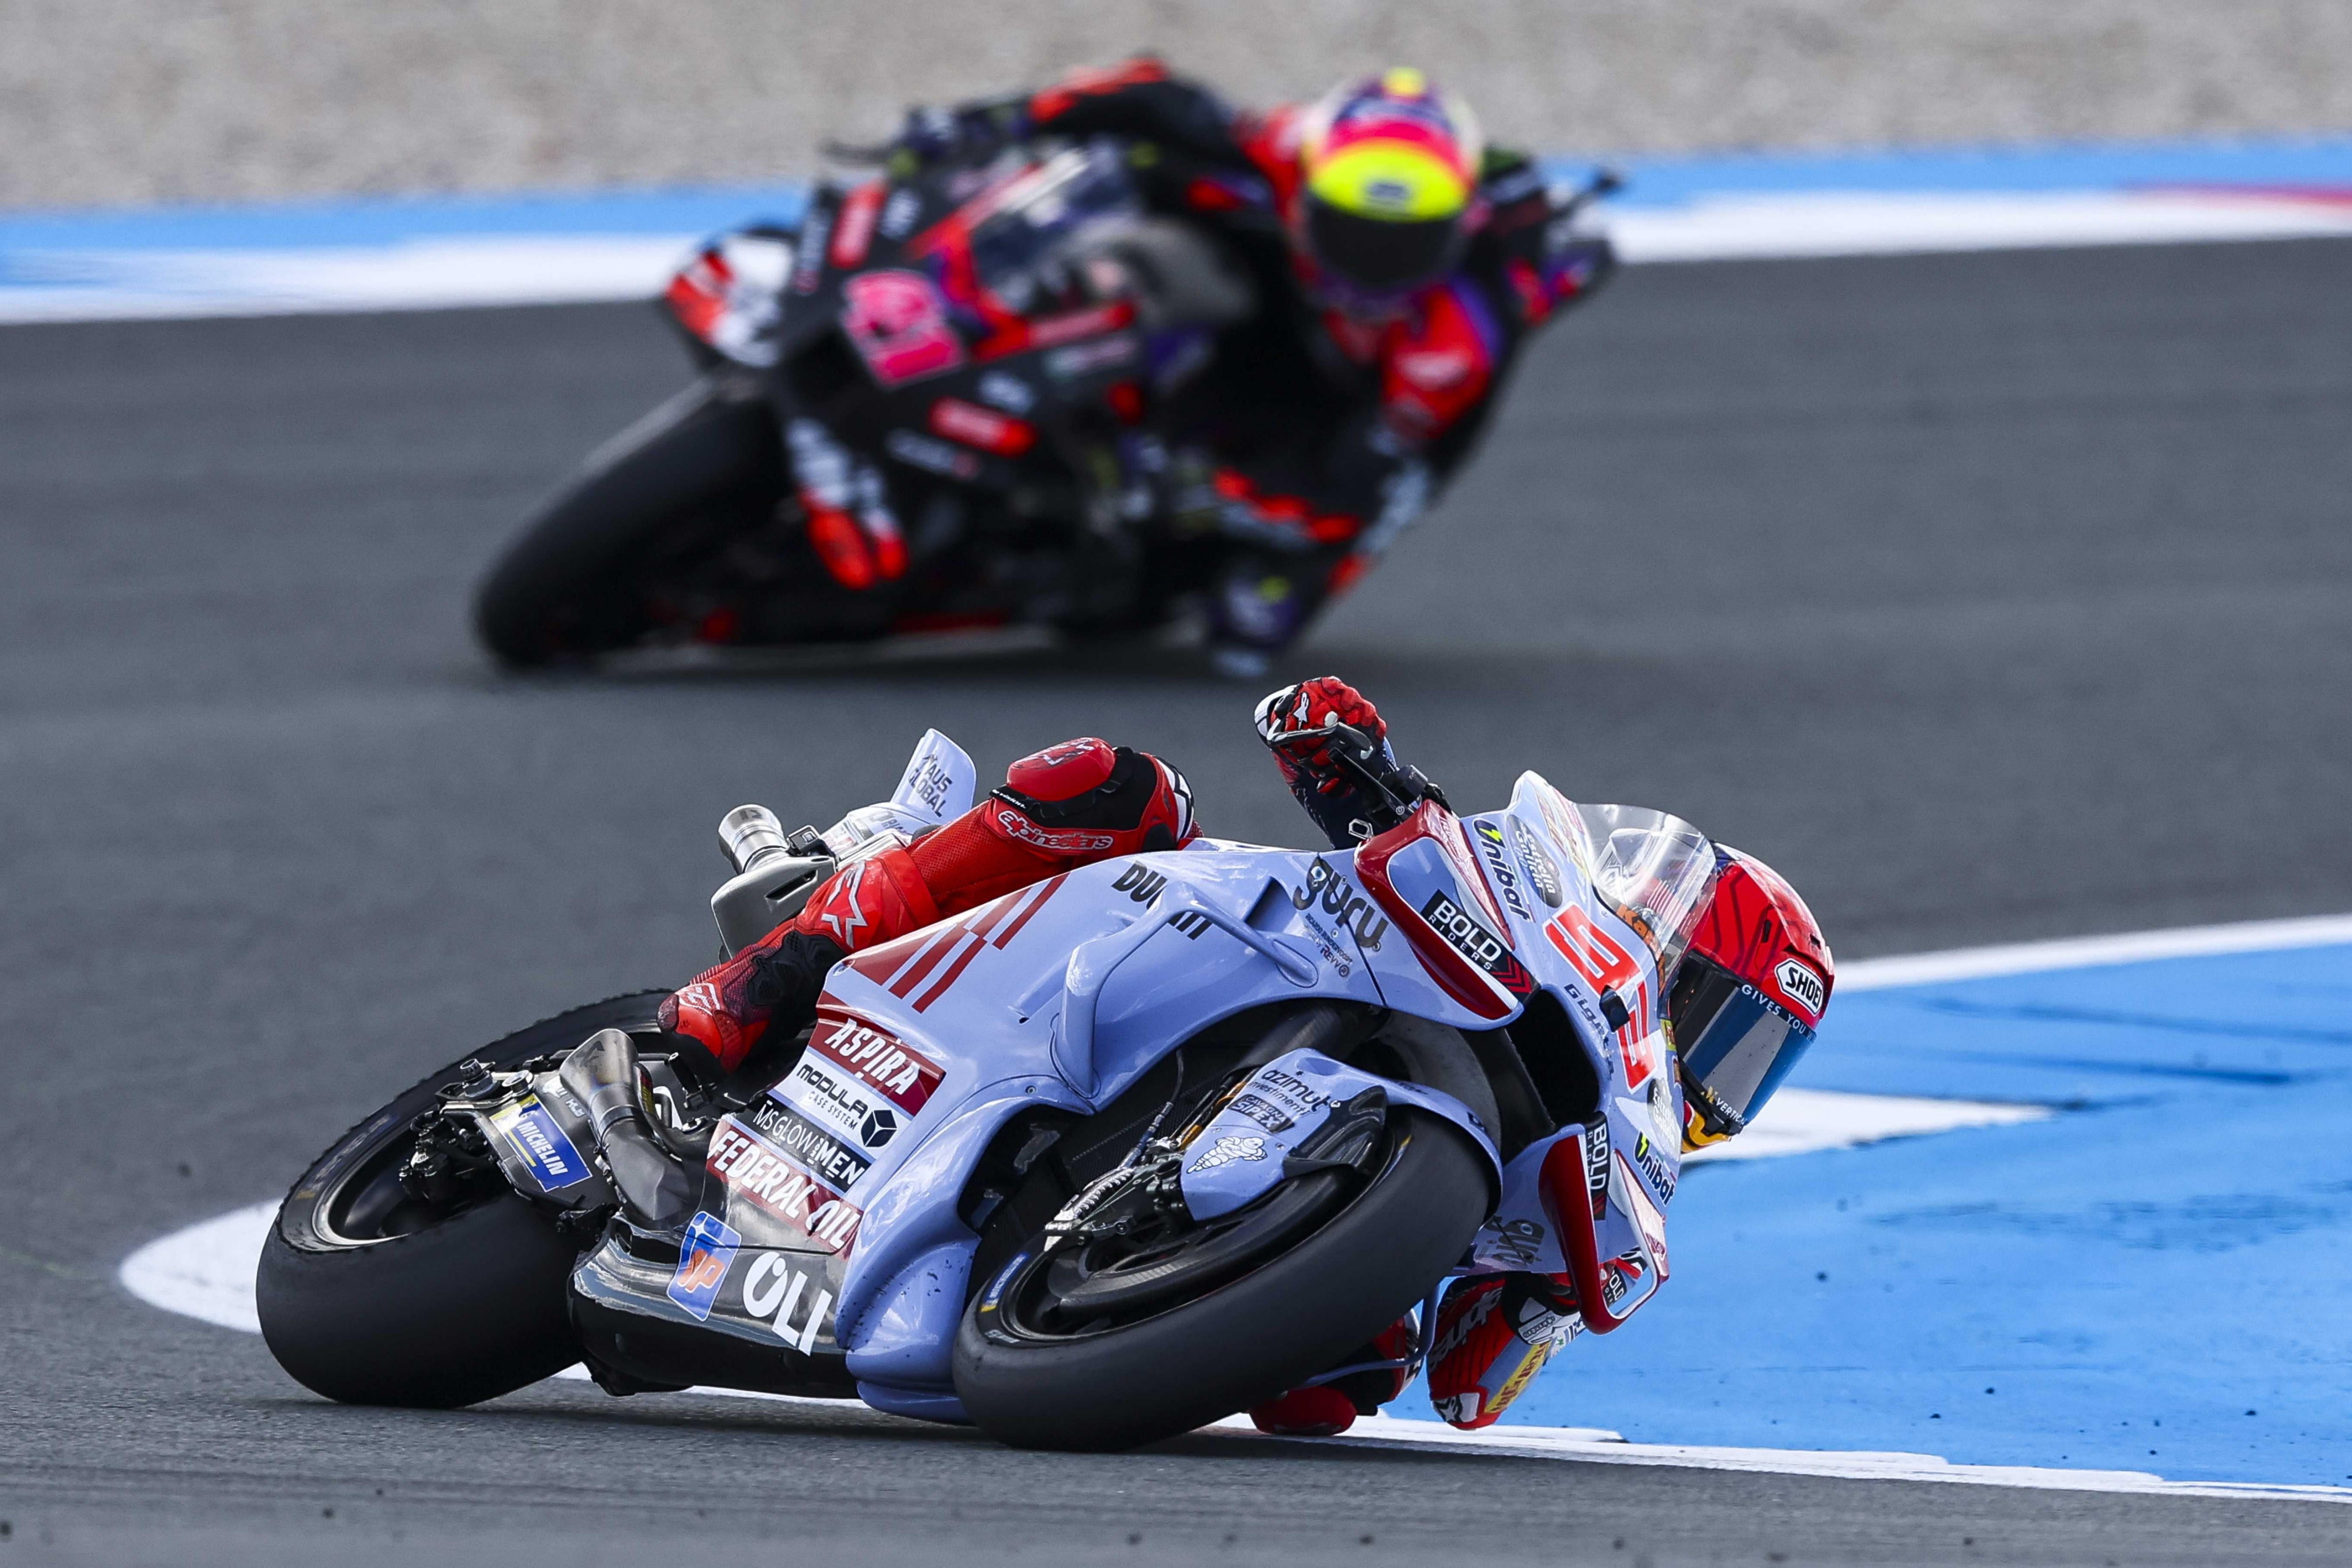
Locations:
8;0;2352;207
5;5;2352;1562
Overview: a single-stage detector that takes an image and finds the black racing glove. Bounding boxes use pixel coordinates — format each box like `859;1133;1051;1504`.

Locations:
1255;677;1444;848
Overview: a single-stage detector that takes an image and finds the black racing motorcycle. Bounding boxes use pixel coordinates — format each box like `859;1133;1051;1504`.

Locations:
471;138;1615;667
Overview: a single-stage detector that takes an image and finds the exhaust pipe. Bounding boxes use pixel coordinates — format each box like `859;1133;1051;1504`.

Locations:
560;1029;697;1232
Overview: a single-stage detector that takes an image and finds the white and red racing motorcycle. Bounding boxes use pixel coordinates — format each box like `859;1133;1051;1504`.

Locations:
258;729;1709;1449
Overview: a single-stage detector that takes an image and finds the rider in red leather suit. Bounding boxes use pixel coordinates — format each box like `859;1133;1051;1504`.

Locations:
660;677;1831;1437
832;60;1616;675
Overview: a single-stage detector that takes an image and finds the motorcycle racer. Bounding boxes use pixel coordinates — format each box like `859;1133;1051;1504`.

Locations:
657;675;1832;1434
841;60;1617;676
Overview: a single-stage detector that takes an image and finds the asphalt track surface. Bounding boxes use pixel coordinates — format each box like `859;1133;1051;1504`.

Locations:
4;239;2351;1565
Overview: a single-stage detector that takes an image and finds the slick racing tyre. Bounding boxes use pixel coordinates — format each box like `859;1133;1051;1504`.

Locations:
953;1108;1491;1451
257;991;667;1409
473;377;782;667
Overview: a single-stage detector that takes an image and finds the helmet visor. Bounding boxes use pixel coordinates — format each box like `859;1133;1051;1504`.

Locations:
1669;958;1816;1135
1303;199;1462;294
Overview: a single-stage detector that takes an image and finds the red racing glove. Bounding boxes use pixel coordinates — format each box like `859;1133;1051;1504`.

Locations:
1254;676;1386;796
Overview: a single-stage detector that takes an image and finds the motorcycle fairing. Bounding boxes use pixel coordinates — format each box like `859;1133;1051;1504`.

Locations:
1353;801;1534;1024
1437;775;1691;1304
1178;1047;1495;1221
574;781;1689;1402
663;227;796;369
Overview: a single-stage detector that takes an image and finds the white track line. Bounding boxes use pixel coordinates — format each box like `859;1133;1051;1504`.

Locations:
9;190;2352;324
1840;910;2352;991
1213;1416;2352;1505
1609;189;2352;263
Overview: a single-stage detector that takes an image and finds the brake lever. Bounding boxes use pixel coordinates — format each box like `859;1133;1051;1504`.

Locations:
1305;721;1415;820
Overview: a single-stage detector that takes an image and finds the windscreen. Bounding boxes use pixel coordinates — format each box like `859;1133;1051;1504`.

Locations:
966;143;1142;314
1546;793;1719;981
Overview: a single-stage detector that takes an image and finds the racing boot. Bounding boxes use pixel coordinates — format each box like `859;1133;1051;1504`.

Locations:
1247;1315;1417;1437
1425;1272;1585;1430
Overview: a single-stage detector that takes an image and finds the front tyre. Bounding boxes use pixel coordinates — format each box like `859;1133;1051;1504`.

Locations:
257;991;667;1408
952;1109;1491;1451
473;378;782;667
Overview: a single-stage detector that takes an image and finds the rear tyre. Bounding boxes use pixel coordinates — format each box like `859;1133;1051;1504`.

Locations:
952;1109;1491;1451
256;991;667;1408
473;378;782;667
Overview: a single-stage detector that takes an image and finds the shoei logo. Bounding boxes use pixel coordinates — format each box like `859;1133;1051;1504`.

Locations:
1774;957;1828;1019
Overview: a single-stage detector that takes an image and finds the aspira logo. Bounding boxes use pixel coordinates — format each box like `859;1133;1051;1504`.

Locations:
1774;957;1828;1018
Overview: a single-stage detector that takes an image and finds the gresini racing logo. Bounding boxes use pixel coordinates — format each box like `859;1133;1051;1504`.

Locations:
1290;857;1389;949
810;1012;945;1114
1420;890;1535;995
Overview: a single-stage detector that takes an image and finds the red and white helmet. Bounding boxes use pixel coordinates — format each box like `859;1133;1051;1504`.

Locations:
1667;847;1834;1146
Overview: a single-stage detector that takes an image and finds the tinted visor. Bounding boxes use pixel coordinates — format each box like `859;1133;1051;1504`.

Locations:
1303;198;1463;294
1669;957;1816;1135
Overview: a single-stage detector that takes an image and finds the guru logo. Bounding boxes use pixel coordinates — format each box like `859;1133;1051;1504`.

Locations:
1290;857;1389;950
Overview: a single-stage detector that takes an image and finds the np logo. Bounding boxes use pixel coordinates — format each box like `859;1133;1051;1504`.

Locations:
1774;958;1828;1018
1112;863;1167;905
1188;1135;1268;1173
1291;857;1390;950
666;1211;742;1321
